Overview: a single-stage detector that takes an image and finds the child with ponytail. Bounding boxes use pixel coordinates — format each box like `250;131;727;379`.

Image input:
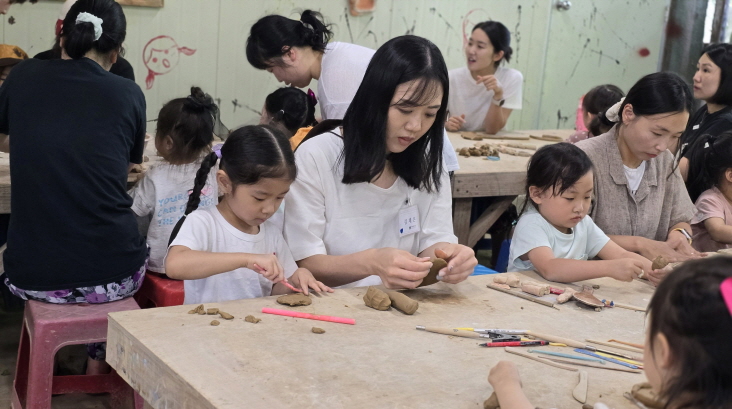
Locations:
259;87;318;150
688;131;732;252
165;125;332;304
129;87;220;274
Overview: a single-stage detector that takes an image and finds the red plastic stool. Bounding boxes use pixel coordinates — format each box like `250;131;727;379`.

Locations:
133;271;184;308
12;298;144;409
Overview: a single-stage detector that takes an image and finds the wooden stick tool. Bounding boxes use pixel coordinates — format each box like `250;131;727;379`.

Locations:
504;347;577;371
525;331;642;361
416;326;489;339
538;357;642;373
586;339;644;354
486;284;560;310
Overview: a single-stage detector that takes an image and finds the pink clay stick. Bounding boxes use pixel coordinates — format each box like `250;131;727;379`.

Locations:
261;307;356;325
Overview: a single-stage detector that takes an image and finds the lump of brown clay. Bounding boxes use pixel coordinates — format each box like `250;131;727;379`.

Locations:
244;315;261;324
206;308;219;315
505;274;521;287
311;327;325;334
363;286;391;310
188;304;205;315
632;382;664;408
493;276;508;284
210;320;220;326
387;291;419;315
493;283;510;290
651;255;669;270
277;293;312;307
483;392;499;409
219;311;234;320
556;287;577;304
418;258;447;287
521;281;549;296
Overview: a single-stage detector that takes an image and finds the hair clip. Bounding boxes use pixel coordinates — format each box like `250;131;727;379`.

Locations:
307;88;318;106
212;143;223;159
722;277;732;318
605;97;625;123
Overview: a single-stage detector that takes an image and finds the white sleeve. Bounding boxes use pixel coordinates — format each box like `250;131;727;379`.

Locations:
585;216;611;258
502;70;523;110
168;212;212;252
419;170;458;252
283;146;328;261
128;171;155;217
509;216;552;270
275;231;299;279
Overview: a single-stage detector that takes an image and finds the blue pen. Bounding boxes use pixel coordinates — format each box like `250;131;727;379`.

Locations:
574;348;640;369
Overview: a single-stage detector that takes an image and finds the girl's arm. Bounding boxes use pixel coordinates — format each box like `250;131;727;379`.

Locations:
527;246;642;282
165;246;284;282
487;361;534;409
270;268;334;296
595;239;653;273
703;217;732;244
482;105;513;134
418;242;477;284
297;249;432;289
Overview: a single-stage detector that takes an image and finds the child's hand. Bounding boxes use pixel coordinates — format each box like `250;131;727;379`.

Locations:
244;254;284;283
608;258;644;282
488;361;522;390
289;268;334;296
446;114;465;132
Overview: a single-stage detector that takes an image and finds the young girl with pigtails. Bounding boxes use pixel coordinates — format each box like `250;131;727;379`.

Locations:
165;125;332;304
129;86;220;275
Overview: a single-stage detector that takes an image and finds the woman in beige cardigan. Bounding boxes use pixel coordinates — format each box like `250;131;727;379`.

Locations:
576;73;700;283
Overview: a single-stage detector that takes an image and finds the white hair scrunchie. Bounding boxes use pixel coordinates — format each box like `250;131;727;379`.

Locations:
605;97;625;123
76;12;103;41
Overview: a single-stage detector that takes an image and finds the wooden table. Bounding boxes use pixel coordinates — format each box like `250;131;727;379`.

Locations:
107;273;652;409
449;129;575;247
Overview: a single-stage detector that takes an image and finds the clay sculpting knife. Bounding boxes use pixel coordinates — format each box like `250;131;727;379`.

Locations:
538;357;642;373
525;331;642;361
416;326;491;339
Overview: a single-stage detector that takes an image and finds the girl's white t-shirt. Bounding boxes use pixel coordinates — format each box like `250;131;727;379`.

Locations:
168;206;297;304
283;130;458;288
129;160;218;273
319;42;460;172
508;205;610;272
447;65;523;132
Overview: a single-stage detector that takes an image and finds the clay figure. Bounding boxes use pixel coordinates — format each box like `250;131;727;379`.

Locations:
363;286;391;310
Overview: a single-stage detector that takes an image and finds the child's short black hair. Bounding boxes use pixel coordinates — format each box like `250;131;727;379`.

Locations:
520;143;594;215
647;256;732;409
264;87;317;137
685;130;732;202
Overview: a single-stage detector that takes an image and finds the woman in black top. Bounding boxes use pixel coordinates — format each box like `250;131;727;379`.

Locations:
0;0;147;373
679;43;732;201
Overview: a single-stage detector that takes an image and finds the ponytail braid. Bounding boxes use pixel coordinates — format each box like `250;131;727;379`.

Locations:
168;151;219;245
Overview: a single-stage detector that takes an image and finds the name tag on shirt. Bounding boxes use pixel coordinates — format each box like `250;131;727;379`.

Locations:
693;124;700;130
399;205;420;237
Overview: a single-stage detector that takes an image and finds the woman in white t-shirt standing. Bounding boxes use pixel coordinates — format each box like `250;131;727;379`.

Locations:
446;21;523;134
283;35;477;289
246;10;460;172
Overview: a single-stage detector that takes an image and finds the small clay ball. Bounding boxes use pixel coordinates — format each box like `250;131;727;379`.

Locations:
311;327;325;334
210;320;220;326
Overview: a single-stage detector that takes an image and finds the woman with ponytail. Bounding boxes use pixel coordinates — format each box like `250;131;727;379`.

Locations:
688;131;732;252
129;87;221;275
0;0;146;374
246;10;460;171
165;125;332;304
575;72;699;276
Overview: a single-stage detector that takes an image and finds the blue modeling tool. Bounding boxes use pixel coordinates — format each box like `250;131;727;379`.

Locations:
574;348;640;369
527;349;605;364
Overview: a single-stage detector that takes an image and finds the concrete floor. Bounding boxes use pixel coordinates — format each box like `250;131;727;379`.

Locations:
0;297;115;408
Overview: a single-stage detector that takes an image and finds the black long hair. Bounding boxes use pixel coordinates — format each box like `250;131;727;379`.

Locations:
702;43;732;106
264;87;317;137
61;0;126;60
156;86;218;164
246;10;333;69
300;36;448;193
168;125;296;244
583;84;624;136
685;131;732;202
647;256;732;409
519;143;594;215
472;21;512;68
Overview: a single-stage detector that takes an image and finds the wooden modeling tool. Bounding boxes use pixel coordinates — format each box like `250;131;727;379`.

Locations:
530;134;564;142
416;326;488;339
601;300;646;312
572;286;605;310
486;283;560;310
504;347;577;371
572;371;588;403
609;339;644;349
594;352;643;367
527;349;605;364
538;357;642;373
586;339;644;354
525;331;642;361
574;349;640;369
462;131;530;140
455;328;529;335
